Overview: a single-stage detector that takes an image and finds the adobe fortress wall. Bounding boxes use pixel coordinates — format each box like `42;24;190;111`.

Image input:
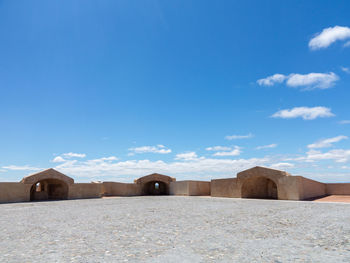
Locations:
211;178;240;198
1;166;350;203
0;182;31;203
296;176;327;200
326;183;350;195
102;182;142;196
211;167;334;201
170;180;210;196
0;169;103;203
68;183;103;199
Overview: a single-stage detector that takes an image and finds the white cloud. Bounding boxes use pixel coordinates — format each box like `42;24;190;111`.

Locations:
62;152;86;158
272;106;335;120
52;152;86;162
304;149;350;163
206;146;242;156
286;72;338;90
90;156;118;162
339;120;350;125
52;156;66;163
256;144;277;150
128;145;171;155
257;74;287;86
225;133;253;140
257;72;339;90
175;152;198;161
52;155;270;181
341;66;350;74
213;146;241;156
344;41;350;47
270;162;295;169
206;146;232;151
309;26;350;50
8;149;350;182
2;165;42;171
307;135;348;149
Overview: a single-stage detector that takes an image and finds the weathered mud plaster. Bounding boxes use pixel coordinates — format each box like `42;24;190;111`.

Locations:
211;166;338;201
1;166;350;203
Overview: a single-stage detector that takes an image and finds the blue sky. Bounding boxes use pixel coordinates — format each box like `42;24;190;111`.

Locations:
1;1;350;182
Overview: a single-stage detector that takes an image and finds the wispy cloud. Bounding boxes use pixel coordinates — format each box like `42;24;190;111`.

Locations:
339;120;350;125
206;146;232;151
52;156;66;163
341;66;350;74
206;145;242;156
128;145;171;155
272;106;335;120
62;152;86;158
212;146;241;157
307;135;348;149
225;133;253;140
309;26;350;50
175;152;198;161
287;72;339;90
256;144;277;150
90;156;118;162
52;152;86;163
304;149;350;163
257;74;287;86
2;165;43;171
270;162;294;169
257;72;339;90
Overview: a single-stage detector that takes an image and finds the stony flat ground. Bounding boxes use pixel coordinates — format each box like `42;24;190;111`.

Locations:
0;196;350;263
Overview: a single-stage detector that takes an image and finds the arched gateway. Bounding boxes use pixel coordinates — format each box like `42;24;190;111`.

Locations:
241;176;278;199
134;173;176;195
21;168;74;201
237;166;290;200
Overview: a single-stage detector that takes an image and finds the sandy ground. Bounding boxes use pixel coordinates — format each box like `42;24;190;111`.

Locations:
0;196;350;262
313;195;350;203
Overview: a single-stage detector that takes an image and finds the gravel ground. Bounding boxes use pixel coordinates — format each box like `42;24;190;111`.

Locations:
0;196;350;263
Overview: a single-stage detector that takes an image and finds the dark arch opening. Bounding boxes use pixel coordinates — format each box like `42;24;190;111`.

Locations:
142;181;169;195
241;177;278;199
30;179;68;201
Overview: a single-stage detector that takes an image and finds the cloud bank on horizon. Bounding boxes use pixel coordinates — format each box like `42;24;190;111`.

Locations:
2;130;350;183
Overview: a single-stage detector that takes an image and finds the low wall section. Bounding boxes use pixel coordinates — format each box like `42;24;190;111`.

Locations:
297;176;326;200
210;176;326;200
210;178;240;198
0;183;30;203
326;183;350;195
103;182;142;196
276;176;300;200
169;181;188;195
170;181;210;196
68;183;103;199
188;181;210;196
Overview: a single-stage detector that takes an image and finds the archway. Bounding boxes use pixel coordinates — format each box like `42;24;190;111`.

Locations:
135;173;175;196
30;179;68;201
142;181;169;195
241;176;278;199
